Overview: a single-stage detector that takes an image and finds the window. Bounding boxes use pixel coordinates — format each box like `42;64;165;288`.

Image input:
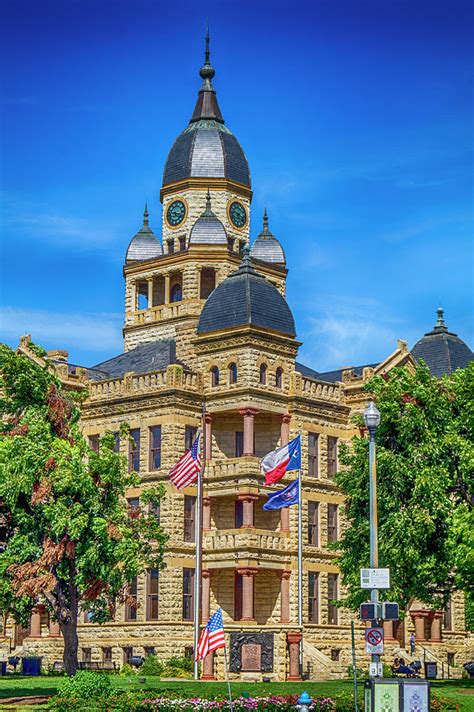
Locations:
113;431;120;453
145;646;156;656
235;500;243;528
327;437;338;478
89;434;99;453
123;647;133;665
227;237;235;252
308;502;319;546
200;267;216;299
228;362;238;384
127;497;140;509
167;239;175;255
259;363;267;385
179;236;186;251
235;431;244;458
308;572;319;623
182;569;195;620
170;283;182;302
149;426;161;470
125;576;138;621
327;504;338;543
447;652;455;666
147;568;159;621
82;647;92;663
102;647;112;662
185;425;198;451
184;495;196;543
327;573;338;624
275;367;283;388
444;598;453;630
234;572;243;621
210;366;219;387
331;649;340;661
129;429;140;473
308;433;319;477
137;281;149;310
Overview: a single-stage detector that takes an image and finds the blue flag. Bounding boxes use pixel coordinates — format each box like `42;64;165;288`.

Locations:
263;479;299;510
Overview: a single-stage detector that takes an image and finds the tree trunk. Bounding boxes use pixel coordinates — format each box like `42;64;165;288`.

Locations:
60;617;79;675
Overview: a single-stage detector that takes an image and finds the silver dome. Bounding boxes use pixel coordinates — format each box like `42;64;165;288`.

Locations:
126;206;163;262
250;210;286;265
189;192;227;246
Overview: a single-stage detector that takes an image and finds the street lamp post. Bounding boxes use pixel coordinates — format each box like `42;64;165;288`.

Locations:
363;401;381;676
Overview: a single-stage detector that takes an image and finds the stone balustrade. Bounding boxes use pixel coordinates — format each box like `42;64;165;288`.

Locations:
125;301;201;326
206;457;261;483
290;373;345;403
203;529;291;557
88;366;202;402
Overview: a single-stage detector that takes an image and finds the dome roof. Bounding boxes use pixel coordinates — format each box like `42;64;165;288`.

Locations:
250;209;286;265
189;191;227;246
126;205;162;262
197;249;296;337
411;308;473;377
162;33;251;189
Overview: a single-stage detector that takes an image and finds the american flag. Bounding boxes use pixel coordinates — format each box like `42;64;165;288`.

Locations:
169;433;201;490
196;608;225;661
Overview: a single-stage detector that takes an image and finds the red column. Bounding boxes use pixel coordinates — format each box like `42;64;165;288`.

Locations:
202;570;212;622
410;610;429;641
238;494;258;528
280;413;291;445
239;408;259;456
279;570;291;623
202;651;215;680
205;413;213;461
238;567;258;621
431;611;443;642
287;632;302;680
48;618;61;637
203;497;212;531
29;609;42;638
280;507;290;532
383;620;394;640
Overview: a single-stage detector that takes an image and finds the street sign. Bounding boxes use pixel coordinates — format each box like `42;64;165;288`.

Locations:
361;568;390;589
365;627;384;654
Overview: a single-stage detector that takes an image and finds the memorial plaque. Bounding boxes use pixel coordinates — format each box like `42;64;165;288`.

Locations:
241;643;261;671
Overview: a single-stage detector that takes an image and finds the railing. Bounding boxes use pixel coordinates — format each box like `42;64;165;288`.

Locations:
125;301;201;327
88;366;202;402
206;457;261;482
203;529;290;556
296;375;345;403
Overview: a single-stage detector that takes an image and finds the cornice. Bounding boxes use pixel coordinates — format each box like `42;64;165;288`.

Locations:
160;177;253;202
194;325;301;352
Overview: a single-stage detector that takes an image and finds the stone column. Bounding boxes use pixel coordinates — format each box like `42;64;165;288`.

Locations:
164;273;170;304
202;570;212;622
431;611;443;642
239;408;259;456
131;282;137;311
203;497;212;531
279;570;291;623
410;610;429;642
48;619;61;637
383;620;394;640
238;567;258;621
147;279;153;308
29;609;42;638
205;413;213;461
202;651;215;680
287;632;302;680
280;507;290;532
238;494;258;528
280;413;291;445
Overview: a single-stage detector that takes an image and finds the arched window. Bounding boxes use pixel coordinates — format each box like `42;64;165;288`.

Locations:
210;366;219;387
259;363;267;385
228;362;237;384
275;367;283;388
170;283;182;302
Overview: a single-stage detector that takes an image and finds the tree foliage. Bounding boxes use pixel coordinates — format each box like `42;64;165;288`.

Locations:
336;362;473;611
0;343;168;673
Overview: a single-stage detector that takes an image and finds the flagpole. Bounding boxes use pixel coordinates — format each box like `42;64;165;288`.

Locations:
193;402;206;681
223;641;234;711
297;434;303;677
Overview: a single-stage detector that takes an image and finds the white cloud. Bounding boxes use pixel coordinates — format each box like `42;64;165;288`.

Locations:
0;307;123;356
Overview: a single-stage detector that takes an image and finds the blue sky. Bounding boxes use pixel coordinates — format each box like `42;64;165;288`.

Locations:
1;0;473;371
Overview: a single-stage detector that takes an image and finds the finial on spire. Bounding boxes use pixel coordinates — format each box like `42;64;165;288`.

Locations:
436;306;446;328
199;21;215;82
206;188;211;209
143;202;149;227
263;208;269;228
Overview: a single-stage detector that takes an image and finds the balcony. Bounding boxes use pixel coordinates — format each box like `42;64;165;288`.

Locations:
88;366;202;402
203;528;291;566
205;457;261;486
125;301;201;327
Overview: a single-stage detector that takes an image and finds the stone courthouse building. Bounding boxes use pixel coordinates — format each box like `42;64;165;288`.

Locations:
9;38;473;680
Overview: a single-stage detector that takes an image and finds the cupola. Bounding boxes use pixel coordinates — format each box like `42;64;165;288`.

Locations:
189;191;228;246
411;308;473;377
250;209;286;265
125;205;163;262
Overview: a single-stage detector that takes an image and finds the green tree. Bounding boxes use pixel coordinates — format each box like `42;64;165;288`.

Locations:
336;362;473;612
0;343;168;674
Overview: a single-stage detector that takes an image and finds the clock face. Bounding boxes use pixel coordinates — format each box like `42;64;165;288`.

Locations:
166;200;186;227
229;201;247;229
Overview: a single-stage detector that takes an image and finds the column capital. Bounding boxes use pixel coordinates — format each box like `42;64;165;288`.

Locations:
237;493;259;503
280;412;292;424
203;496;212;505
238;407;260;418
202;569;212;579
204;412;213;424
278;570;291;581
237;566;259;577
287;631;302;644
432;610;444;619
410;609;431;619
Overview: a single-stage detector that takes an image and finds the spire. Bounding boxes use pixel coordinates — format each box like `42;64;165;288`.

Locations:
202;189;215;217
434;306;448;332
238;243;256;274
190;24;224;124
143;202;149;227
258;208;274;238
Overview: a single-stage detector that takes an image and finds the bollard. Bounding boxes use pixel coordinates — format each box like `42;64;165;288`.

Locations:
295;691;312;710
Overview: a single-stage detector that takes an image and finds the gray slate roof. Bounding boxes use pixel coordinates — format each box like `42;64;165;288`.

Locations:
251;210;286;265
90;339;187;380
411;309;473;377
125;206;162;262
197;251;296;337
189;192;227;245
315;363;378;383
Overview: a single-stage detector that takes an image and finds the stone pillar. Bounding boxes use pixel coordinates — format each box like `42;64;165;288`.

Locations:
383;620;394;640
202;570;212;622
205;413;213;461
48;619;61;637
431;611;443;642
287;632;302;680
164;273;170;304
239;408;259;456
280;413;291;445
203;497;212;531
280;507;290;532
279;570;291;623
238;567;258;621
131;282;137;311
29;609;42;638
238;494;257;528
147;278;153;308
410;610;429;642
202;651;215;680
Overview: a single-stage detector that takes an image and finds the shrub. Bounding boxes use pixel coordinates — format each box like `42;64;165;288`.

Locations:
56;670;112;700
120;663;137;676
141;654;163;676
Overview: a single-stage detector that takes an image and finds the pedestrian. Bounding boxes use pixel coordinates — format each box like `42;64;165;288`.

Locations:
410;633;416;655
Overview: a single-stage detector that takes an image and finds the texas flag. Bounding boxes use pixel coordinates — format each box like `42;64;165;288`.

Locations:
261;435;301;485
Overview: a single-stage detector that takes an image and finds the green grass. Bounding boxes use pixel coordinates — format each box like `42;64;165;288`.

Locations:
0;675;472;710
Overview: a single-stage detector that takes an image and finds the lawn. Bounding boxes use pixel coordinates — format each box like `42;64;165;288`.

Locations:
0;675;472;710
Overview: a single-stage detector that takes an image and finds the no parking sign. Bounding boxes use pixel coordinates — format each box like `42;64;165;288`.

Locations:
365;627;384;654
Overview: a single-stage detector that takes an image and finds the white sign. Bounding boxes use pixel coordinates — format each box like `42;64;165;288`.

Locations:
360;568;390;589
365;627;384;654
369;662;384;677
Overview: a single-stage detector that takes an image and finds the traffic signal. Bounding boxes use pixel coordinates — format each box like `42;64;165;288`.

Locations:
381;602;399;620
360;602;378;621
